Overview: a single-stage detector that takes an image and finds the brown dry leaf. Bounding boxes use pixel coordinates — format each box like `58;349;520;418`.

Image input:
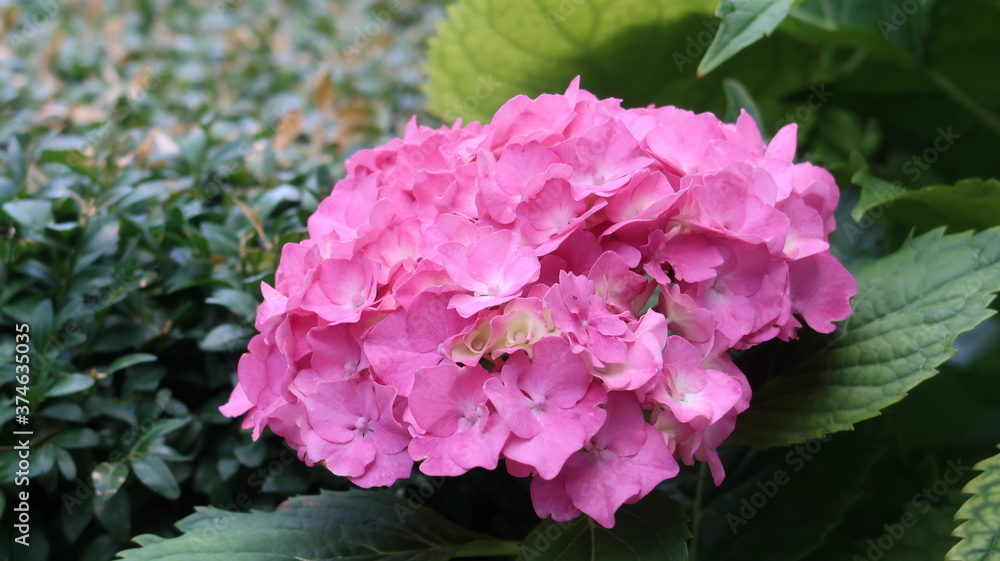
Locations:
35;102;69;122
309;122;326;162
2;5;19;35
68;105;107;124
39;28;64;78
104;16;127;63
136;129;181;168
273;108;303;152
314;70;335;115
231;196;272;251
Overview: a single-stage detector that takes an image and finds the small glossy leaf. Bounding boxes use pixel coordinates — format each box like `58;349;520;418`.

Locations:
3;200;53;231
92;462;130;506
199;322;252;352
49;427;100;449
47;374;96;397
697;0;796;76
107;353;158;376
205;289;259;320
130;455;180;500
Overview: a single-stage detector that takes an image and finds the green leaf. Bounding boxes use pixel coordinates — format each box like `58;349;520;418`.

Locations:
48;427;100;449
132;418;191;453
949;445;1000;561
181;127;208;173
2;200;53;231
130;455;180;500
92;462;130;506
116;489;511;561
199;322;252;352
515;491;688;561
733;228;1000;448
424;0;833;124
54;445;77;479
205;289;259;320
39;149;98;180
722;78;766;132
695;423;882;561
74;215;120;274
40;402;88;422
47;374;96;397
106;353;158;376
5;136;26;186
852;172;1000;234
697;0;796;77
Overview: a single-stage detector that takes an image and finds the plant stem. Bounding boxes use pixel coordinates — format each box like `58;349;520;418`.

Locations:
927;69;1000;139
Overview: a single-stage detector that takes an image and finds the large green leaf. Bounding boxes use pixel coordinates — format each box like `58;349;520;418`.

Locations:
116;489;516;561
949;445;1000;561
515;491;688;561
424;0;835;124
733;228;1000;448
852;172;1000;234
696;423;882;561
697;0;796;77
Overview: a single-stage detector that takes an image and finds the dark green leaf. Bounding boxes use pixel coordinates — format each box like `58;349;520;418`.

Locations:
130;455;181;500
117;489;510;561
40;402;88;423
199;322;252;353
733;228;1000;447
852;172;1000;234
206;289;259;320
516;491;689;561
49;427;100;449
47;374;96;397
107;353;158;376
722;78;766;132
696;424;882;560
132;418;191;453
92;462;130;507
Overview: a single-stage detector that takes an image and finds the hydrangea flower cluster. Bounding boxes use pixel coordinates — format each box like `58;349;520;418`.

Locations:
221;78;856;528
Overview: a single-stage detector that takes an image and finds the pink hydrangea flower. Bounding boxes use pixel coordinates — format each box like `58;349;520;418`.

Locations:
221;77;856;528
